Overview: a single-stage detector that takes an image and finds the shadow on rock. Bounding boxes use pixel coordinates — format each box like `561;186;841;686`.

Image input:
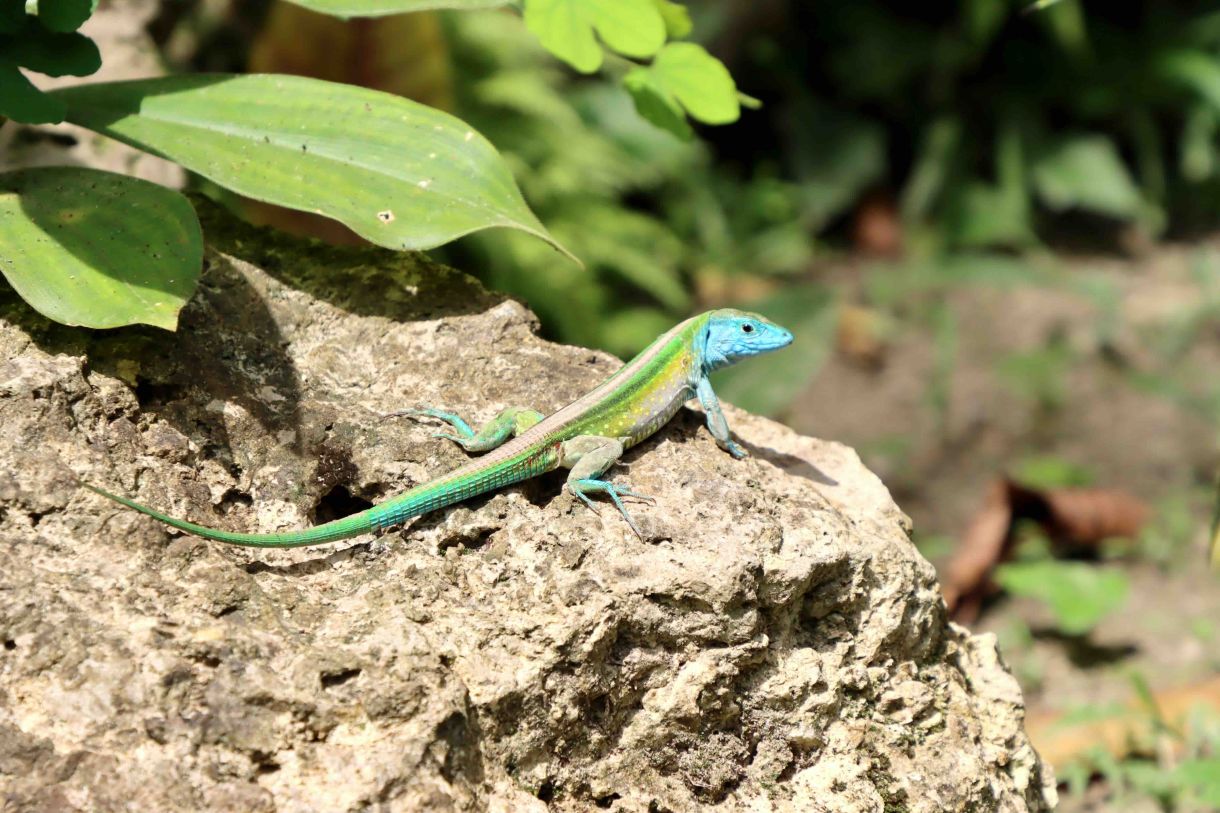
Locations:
196;198;505;324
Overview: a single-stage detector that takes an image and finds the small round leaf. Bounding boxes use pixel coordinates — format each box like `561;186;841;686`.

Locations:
651;42;740;125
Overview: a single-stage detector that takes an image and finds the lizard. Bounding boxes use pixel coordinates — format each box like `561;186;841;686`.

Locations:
84;308;794;547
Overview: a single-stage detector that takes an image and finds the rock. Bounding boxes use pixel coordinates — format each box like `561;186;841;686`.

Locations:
0;204;1056;812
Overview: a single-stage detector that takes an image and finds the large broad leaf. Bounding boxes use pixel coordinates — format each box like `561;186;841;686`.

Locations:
524;0;665;74
282;0;507;18
0;167;202;329
650;43;739;124
52;75;573;258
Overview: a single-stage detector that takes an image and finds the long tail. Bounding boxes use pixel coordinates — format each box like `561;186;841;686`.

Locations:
84;484;378;548
85;448;549;548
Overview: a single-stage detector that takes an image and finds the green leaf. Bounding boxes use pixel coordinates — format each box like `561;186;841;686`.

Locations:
1177;758;1220;805
1032;135;1144;219
524;0;665;74
0;59;64;123
623;67;692;140
37;0;93;31
652;0;691;38
1159;49;1220;111
280;0;507;18
945;181;1034;247
0;3;25;34
8;29;101;77
53;75;573;258
1011;455;1095;489
0;167;202;329
648;42;740;125
993;561;1129;635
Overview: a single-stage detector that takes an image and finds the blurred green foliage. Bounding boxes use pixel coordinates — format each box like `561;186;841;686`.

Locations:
994;559;1129;635
439;0;1220;380
768;0;1220;246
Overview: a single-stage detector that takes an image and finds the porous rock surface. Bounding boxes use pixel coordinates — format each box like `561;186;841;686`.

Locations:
0;207;1055;812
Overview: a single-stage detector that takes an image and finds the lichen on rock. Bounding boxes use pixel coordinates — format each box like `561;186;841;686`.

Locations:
0;204;1055;812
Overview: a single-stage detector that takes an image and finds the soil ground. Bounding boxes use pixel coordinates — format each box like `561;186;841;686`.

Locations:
785;241;1220;807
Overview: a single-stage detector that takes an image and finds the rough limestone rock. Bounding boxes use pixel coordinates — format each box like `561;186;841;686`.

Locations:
0;206;1056;812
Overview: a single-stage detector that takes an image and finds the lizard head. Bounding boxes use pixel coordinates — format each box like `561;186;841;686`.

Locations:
701;309;794;371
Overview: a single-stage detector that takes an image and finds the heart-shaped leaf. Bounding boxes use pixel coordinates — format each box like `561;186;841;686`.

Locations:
649;42;739;125
53;75;573;259
0;167;202;329
651;0;691;38
524;0;665;73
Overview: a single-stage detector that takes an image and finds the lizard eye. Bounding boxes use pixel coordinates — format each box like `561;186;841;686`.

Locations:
741;323;754;333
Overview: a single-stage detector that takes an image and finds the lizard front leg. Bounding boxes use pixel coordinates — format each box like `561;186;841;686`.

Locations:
695;376;747;459
559;435;655;538
385;406;543;452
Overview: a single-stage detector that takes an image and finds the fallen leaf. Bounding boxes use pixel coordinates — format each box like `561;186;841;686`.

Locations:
943;478;1150;621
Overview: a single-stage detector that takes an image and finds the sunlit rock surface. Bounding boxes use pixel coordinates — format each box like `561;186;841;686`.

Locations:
0;206;1055;812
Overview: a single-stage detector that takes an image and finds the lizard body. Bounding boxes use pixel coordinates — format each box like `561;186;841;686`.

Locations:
85;309;793;547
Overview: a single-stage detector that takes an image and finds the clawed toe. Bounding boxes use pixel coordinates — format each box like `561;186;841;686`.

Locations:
615;486;655;504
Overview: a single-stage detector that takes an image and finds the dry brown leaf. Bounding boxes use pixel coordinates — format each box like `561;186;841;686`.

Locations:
943;478;1150;620
1040;487;1150;547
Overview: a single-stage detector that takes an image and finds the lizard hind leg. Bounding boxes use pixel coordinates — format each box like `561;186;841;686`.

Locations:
559;435;655;538
385;406;543;453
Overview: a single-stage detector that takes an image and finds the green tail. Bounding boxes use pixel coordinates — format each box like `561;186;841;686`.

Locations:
84;484;376;548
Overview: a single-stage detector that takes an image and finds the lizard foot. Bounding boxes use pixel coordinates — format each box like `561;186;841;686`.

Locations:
567;479;652;538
